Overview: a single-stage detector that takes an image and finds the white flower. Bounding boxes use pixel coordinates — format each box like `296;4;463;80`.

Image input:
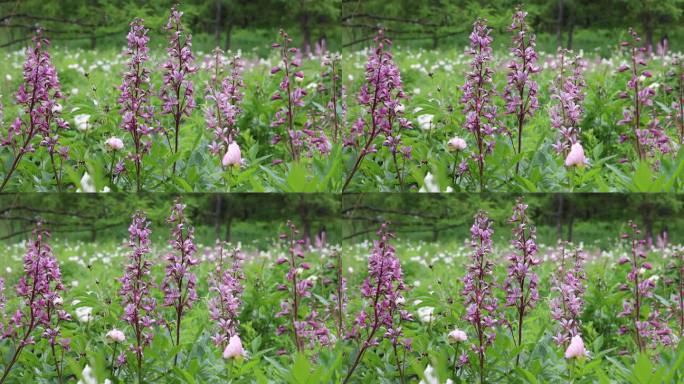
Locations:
75;306;93;323
417;114;434;130
105;137;124;151
106;329;126;343
52;103;63;114
417;306;435;322
77;365;96;384
53;296;63;306
79;172;96;193
74;114;91;132
419;364;454;384
448;329;468;343
71;88;79;95
447;137;467;152
394;103;405;114
419;172;440;193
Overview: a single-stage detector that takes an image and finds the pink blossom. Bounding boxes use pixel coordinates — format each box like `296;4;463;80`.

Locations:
447;137;467;152
105;137;124;151
448;329;468;343
564;142;587;167
222;142;241;167
564;335;586;359
106;329;126;343
222;335;244;359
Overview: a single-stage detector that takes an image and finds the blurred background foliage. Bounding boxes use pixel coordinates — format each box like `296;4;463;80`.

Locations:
1;193;683;250
0;0;341;55
342;193;684;246
0;194;341;246
342;0;684;54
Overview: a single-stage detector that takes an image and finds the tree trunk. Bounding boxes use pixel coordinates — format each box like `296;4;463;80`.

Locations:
432;224;439;242
300;13;311;53
224;23;232;51
224;215;232;242
214;0;222;48
90;34;97;50
556;0;564;50
432;32;438;49
567;215;574;243
644;16;654;53
556;195;564;242
213;195;223;241
566;13;574;49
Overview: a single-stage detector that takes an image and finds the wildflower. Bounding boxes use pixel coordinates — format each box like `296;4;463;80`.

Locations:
342;31;412;191
208;243;244;348
79;172;96;193
550;50;586;155
118;18;156;192
0;223;66;383
162;199;199;365
160;6;197;175
0;30;69;192
417;306;435;322
617;29;671;161
462;19;499;190
344;223;410;383
564;142;588;167
550;243;586;346
504;7;541;173
448;329;468;343
447;137;467;152
74;114;91;132
564;335;587;359
275;221;331;352
504;198;541;365
463;211;500;382
222;142;241;168
205;49;244;163
417;114;434;130
222;335;244;360
119;212;157;381
617;221;674;352
75;306;93;323
106;329;126;343
105;137;124;151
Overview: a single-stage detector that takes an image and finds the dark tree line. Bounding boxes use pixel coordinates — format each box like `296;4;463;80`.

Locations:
342;0;684;50
0;0;340;51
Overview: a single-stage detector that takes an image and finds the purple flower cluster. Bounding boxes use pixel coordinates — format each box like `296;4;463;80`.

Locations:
207;242;245;349
617;221;674;351
461;19;499;191
274;220;332;352
549;243;586;346
206;49;245;161
617;29;671;161
343;31;412;191
504;8;541;171
462;212;500;381
344;223;411;384
503;198;541;364
119;212;157;379
0;30;69;192
160;6;197;175
0;223;69;383
270;30;308;162
118;18;156;192
162;199;199;363
550;50;587;155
